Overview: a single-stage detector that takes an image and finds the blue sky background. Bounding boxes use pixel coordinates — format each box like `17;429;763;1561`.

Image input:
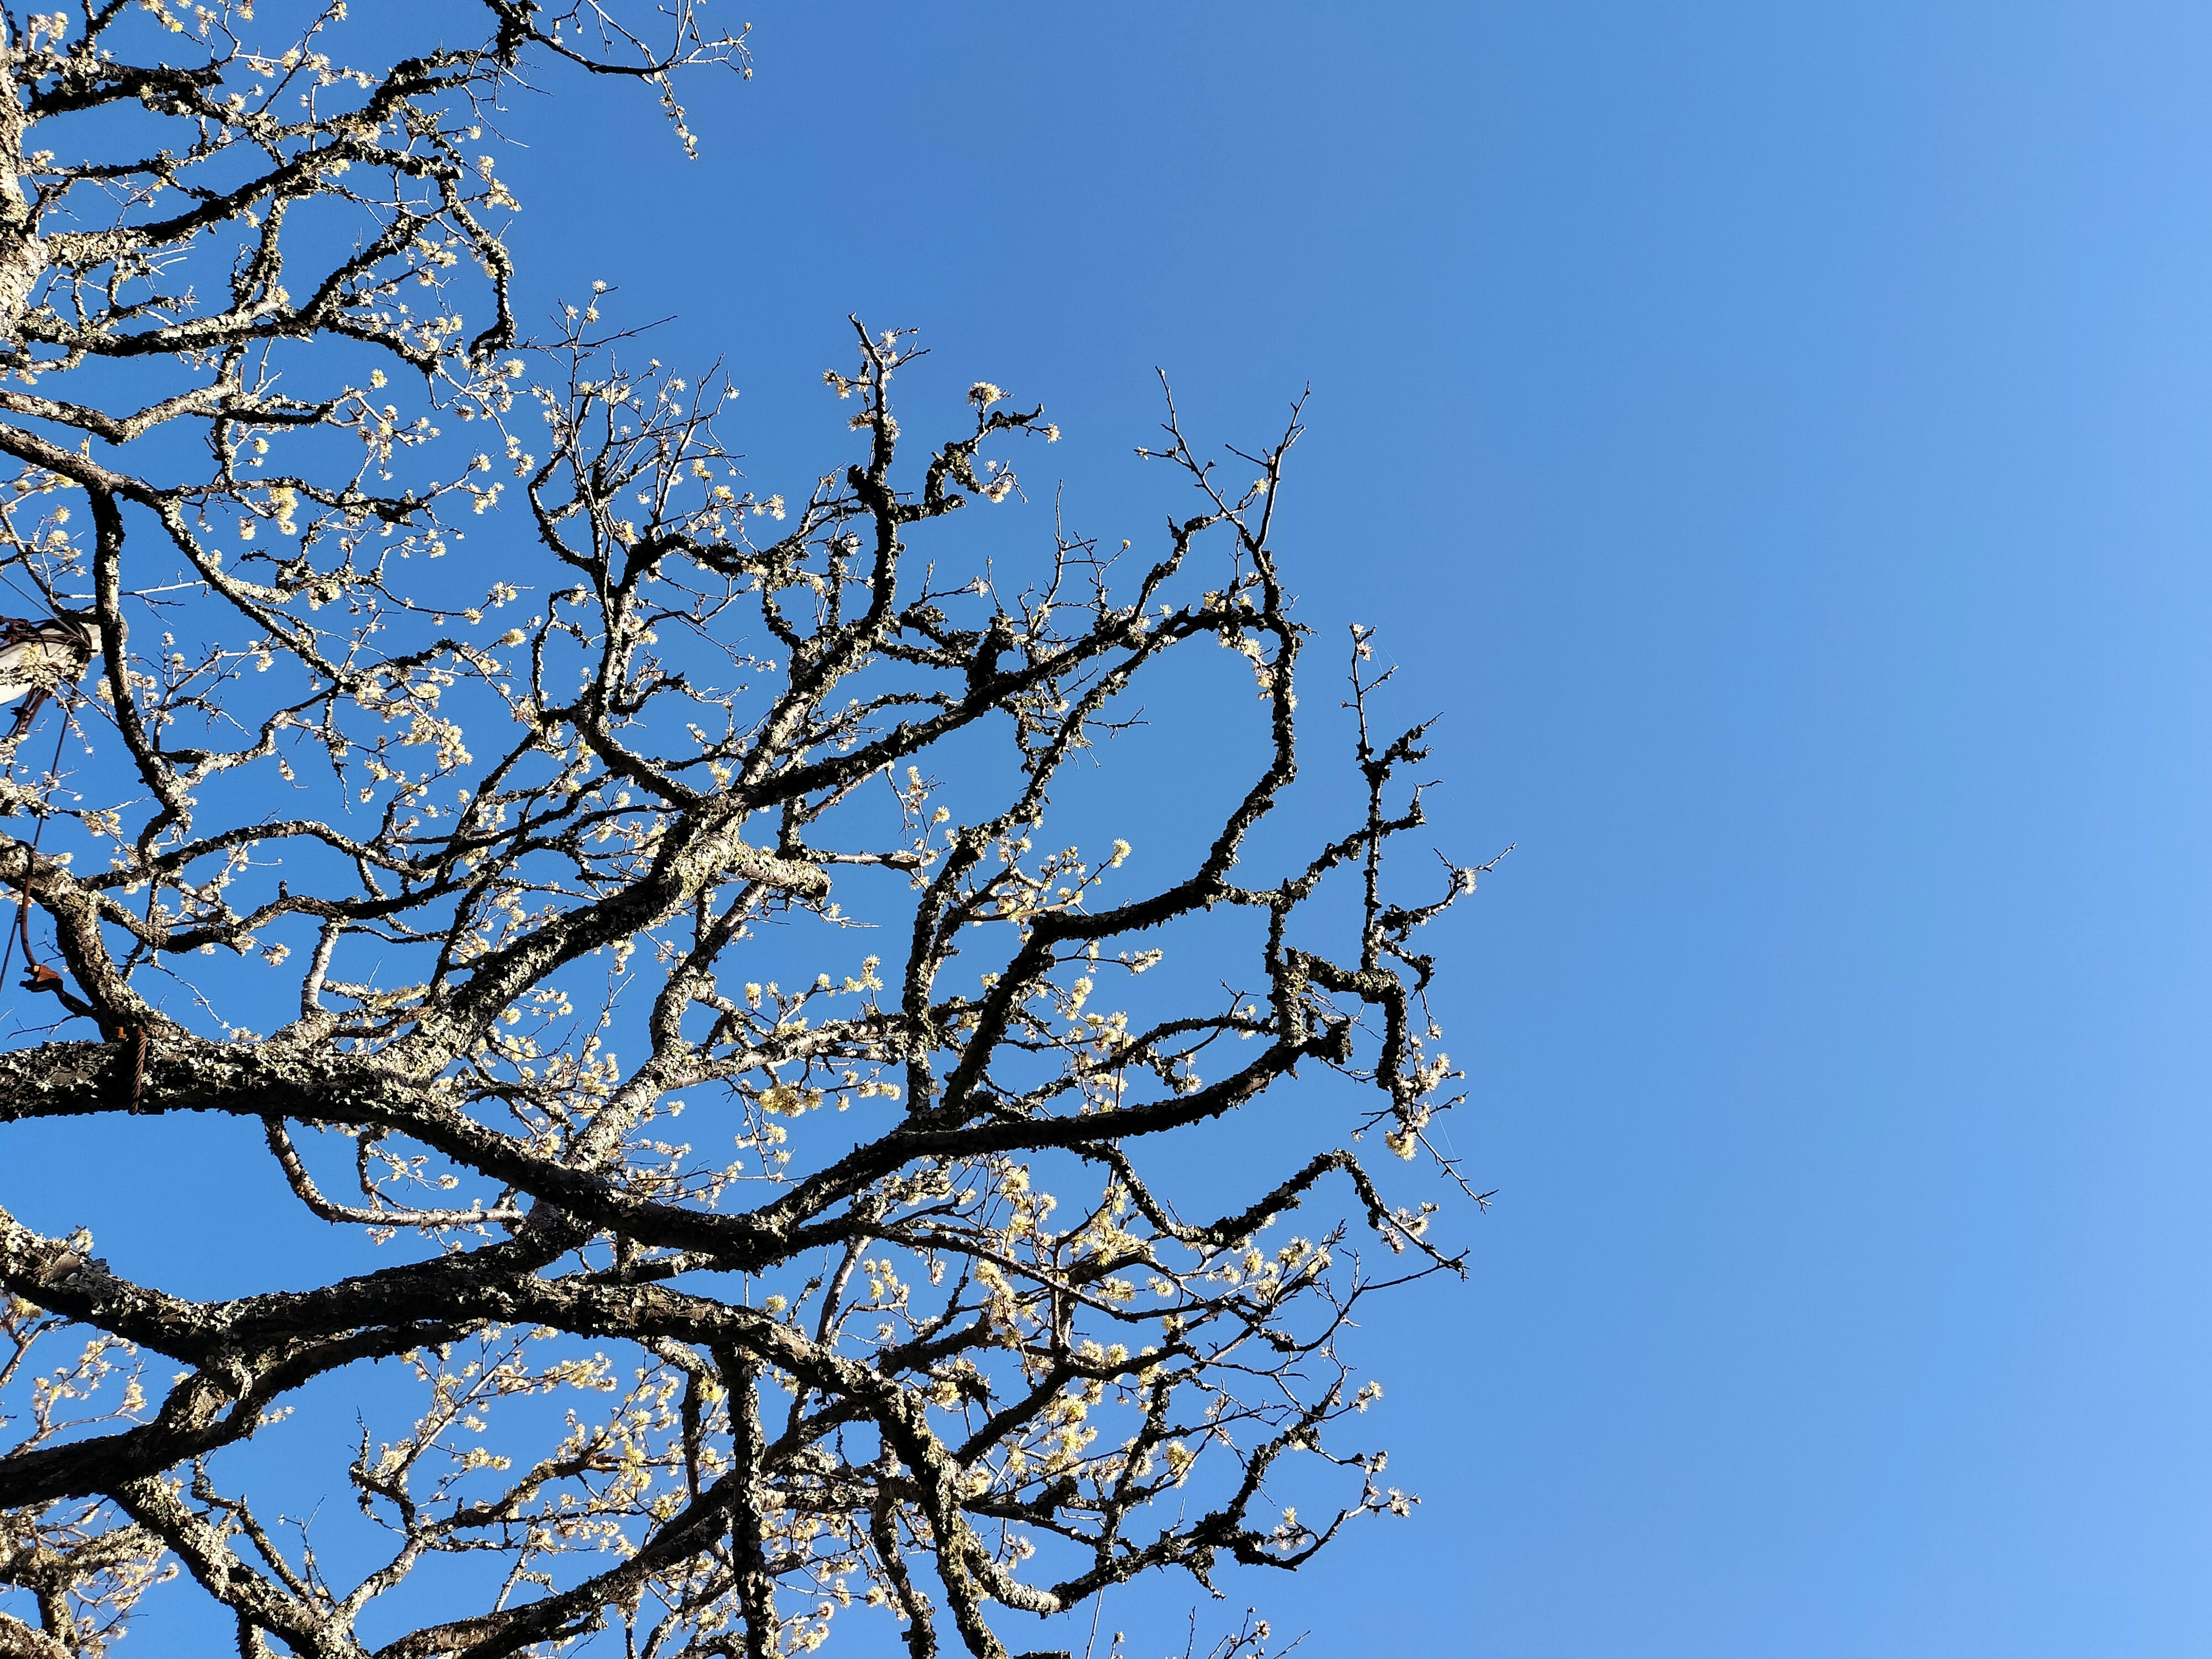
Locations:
20;2;2212;1654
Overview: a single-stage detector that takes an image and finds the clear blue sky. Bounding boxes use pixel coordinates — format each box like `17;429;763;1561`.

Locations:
490;5;2212;1650
32;3;2212;1653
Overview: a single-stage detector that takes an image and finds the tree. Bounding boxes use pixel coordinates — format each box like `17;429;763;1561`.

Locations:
0;7;1488;1657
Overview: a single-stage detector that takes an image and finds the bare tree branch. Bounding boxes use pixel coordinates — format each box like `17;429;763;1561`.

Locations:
0;10;1483;1657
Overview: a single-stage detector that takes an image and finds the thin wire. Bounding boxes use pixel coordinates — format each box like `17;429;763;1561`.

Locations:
0;565;46;616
